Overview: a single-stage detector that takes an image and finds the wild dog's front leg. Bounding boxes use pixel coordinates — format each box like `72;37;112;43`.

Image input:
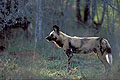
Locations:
65;49;73;72
63;43;73;72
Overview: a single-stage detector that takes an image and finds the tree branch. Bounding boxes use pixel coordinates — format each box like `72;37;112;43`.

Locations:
101;0;120;13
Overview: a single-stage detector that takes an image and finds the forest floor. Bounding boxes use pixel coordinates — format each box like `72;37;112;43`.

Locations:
1;50;120;79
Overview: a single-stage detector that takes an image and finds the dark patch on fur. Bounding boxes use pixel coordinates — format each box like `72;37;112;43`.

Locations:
51;37;63;48
99;38;104;55
93;48;97;53
53;25;59;35
83;49;93;54
97;45;99;48
55;40;63;48
80;38;90;47
106;48;111;53
69;42;79;53
83;38;91;41
83;51;88;54
66;49;71;54
80;40;84;48
46;35;57;41
96;37;101;41
52;37;57;41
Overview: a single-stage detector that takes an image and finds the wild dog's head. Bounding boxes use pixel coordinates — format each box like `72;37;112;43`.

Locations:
46;25;60;42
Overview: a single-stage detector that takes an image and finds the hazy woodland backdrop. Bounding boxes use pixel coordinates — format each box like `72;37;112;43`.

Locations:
0;0;120;79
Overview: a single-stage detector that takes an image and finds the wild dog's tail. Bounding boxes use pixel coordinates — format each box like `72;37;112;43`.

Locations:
103;39;113;65
106;54;112;65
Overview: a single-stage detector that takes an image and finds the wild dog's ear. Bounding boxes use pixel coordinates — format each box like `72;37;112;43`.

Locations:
53;25;59;34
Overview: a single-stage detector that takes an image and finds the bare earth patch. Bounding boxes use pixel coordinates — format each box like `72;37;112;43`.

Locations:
10;51;40;58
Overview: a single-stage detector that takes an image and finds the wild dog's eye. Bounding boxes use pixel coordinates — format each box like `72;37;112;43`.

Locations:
51;34;53;37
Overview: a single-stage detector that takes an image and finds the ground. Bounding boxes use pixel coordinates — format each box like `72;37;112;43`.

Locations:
1;50;119;79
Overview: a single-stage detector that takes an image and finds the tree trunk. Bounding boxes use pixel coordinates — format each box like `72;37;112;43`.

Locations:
111;0;115;33
100;1;106;25
38;0;43;43
96;1;100;23
106;3;110;38
76;0;82;24
91;0;96;22
84;0;90;24
93;1;106;30
34;0;42;47
117;0;120;18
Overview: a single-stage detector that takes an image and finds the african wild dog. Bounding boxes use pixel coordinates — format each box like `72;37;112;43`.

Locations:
46;25;113;72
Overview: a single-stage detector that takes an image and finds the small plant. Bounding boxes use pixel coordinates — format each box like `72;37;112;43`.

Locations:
0;52;18;79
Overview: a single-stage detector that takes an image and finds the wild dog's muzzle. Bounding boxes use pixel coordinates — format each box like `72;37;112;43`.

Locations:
46;35;57;42
46;36;52;41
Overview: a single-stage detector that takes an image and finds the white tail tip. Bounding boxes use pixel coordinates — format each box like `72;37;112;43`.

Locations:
106;54;112;64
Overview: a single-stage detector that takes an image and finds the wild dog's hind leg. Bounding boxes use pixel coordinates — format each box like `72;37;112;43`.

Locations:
97;52;110;72
65;49;73;72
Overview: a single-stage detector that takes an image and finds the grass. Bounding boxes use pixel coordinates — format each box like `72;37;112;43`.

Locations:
1;44;120;79
0;49;107;79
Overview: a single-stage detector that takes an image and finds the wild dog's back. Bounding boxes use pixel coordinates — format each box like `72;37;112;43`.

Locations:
70;37;100;49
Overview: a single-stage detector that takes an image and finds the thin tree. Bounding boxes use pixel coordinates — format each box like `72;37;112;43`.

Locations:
106;3;110;38
93;1;106;30
84;0;90;24
34;0;43;47
76;0;82;24
91;0;96;22
100;1;106;25
38;0;43;44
